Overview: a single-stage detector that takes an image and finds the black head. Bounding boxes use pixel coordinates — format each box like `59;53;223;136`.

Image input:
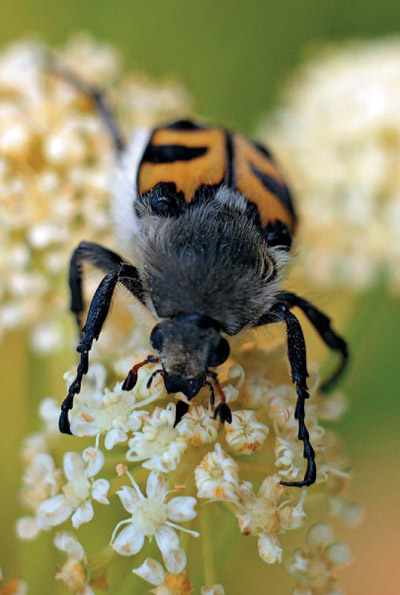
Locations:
150;313;230;399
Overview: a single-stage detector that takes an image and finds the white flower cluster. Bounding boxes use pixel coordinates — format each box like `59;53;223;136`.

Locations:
16;328;356;593
0;36;191;351
259;38;400;293
285;523;351;595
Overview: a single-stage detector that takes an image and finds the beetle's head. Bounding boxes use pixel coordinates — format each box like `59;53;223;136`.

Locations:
150;313;230;399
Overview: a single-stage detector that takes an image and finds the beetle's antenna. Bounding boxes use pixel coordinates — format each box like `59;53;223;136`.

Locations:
45;52;126;155
122;355;160;391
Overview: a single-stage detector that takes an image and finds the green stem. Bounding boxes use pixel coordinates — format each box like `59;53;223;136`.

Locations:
200;504;216;587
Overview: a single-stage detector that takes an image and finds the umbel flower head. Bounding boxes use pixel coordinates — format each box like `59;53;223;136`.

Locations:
259;38;400;294
0;35;191;352
16;315;357;593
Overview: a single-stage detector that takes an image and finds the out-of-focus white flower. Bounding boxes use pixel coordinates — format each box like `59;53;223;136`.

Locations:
133;557;192;595
0;35;192;350
259;38;400;294
37;447;109;529
0;566;28;595
54;532;95;595
111;469;198;571
195;443;240;501
285;523;351;594
201;585;225;595
16;452;63;540
126;404;188;472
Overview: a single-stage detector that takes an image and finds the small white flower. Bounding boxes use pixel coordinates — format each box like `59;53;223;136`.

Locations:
195;443;240;501
224;410;269;454
16;452;63;539
126;404;188;473
37;447;109;529
111;470;198;568
133;557;191;594
176;405;219;446
201;585;225;595
69;368;150;448
54;531;94;594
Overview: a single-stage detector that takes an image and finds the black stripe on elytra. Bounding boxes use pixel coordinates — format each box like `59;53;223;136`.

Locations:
191;183;223;206
250;163;296;217
166;119;206;130
224;132;235;188
142;143;208;164
251;140;274;161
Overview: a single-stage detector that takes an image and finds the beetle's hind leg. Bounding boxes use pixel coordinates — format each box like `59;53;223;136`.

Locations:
47;56;125;155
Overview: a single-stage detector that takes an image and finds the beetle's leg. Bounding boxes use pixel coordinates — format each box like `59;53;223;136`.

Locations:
255;303;316;487
207;370;232;424
47;58;125;155
69;241;145;332
277;291;349;391
205;380;215;405
271;303;316;487
60;262;144;435
173;400;190;427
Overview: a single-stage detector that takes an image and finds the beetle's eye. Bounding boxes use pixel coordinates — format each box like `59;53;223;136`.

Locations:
208;338;230;367
150;325;164;351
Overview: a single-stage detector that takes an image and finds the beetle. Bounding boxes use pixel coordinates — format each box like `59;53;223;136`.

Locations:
55;63;348;488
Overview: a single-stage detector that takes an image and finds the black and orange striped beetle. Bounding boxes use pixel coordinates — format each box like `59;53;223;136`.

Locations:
55;63;348;488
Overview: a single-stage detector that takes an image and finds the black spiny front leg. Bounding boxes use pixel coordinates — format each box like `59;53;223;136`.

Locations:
69;242;124;332
270;303;316;487
60;269;120;434
60;263;144;434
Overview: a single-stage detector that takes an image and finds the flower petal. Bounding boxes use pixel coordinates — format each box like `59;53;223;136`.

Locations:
71;500;94;529
155;525;179;558
37;494;72;527
307;523;333;553
163;546;187;575
54;531;85;560
133;557;165;586
16;516;40;540
325;542;352;567
112;525;145;557
92;479;110;504
63;452;85;481
105;428;127;450
146;470;169;500
116;485;141;513
166;496;197;522
258;533;282;565
82;447;105;477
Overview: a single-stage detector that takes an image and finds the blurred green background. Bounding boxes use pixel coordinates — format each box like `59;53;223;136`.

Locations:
1;1;400;594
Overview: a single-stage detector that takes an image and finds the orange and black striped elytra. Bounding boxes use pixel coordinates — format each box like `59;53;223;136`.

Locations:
137;119;296;232
53;63;348;488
